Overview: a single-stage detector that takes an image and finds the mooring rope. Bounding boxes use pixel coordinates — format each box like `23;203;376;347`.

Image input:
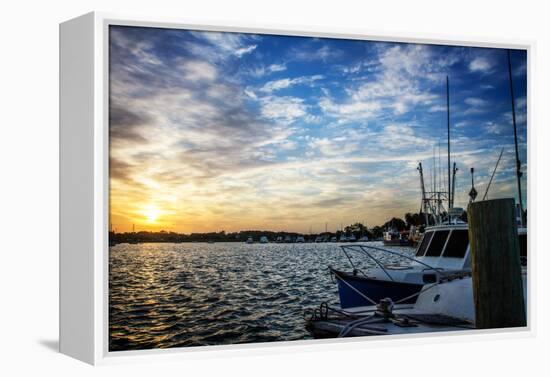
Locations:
331;270;378;305
338;314;385;337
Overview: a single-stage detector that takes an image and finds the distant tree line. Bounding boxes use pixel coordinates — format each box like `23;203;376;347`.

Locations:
110;210;467;244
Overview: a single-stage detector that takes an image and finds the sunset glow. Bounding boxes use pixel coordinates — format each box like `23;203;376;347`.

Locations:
109;26;527;233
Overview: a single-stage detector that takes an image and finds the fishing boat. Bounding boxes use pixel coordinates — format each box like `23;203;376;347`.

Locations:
382;229;410;246
245;237;254;244
331;221;527;309
320;61;528;326
260;236;269;243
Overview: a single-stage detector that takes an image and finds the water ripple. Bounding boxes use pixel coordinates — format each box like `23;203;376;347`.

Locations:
109;242;413;350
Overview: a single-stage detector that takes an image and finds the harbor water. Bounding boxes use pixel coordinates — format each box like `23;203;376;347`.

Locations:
109;242;415;351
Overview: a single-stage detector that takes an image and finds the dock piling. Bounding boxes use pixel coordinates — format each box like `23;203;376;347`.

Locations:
467;198;526;329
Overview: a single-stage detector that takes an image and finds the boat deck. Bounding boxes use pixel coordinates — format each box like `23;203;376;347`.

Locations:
307;312;474;338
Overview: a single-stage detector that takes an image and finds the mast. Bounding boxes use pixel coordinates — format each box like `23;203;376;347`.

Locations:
507;49;525;226
446;76;452;220
417;162;429;225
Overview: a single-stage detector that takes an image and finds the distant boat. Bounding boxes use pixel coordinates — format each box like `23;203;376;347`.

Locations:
382;229;410;246
245;237;254;244
296;236;305;243
330;236;337;242
129;224;140;244
260;236;269;243
339;234;348;242
357;235;369;242
284;235;292;243
275;236;283;243
347;234;357;242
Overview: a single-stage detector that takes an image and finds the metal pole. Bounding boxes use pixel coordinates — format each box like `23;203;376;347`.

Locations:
446;76;451;221
507;50;524;226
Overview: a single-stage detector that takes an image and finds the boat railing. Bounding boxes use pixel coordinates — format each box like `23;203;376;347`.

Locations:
338;244;441;282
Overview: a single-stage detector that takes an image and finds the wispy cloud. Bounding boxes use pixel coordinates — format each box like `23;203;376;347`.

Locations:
291;45;343;62
260;75;324;93
109;26;527;232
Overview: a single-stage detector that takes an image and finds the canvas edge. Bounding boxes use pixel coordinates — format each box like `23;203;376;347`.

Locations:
58;10;537;365
59;11;97;365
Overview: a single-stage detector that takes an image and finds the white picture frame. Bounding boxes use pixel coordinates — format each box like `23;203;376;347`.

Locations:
59;11;534;365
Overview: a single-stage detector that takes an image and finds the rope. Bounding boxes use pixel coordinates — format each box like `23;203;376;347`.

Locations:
338;314;385;337
331;270;377;305
393;282;439;304
393;270;472;304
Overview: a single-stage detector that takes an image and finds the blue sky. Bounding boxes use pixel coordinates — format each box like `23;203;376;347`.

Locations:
109;25;527;233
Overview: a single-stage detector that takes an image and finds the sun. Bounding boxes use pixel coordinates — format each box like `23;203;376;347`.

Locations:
142;205;161;223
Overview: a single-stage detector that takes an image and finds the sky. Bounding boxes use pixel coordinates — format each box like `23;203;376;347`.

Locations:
109;25;527;234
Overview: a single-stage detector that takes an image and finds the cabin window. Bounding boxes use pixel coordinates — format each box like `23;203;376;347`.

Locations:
442;229;469;258
425;230;450;257
519;234;527;258
415;232;434;257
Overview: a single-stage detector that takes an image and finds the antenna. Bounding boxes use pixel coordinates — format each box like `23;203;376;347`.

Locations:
438;139;443;192
451;163;458;208
469;168;478;203
432;144;437;192
507;50;525;226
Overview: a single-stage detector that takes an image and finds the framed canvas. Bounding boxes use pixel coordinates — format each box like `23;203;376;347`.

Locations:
60;12;533;365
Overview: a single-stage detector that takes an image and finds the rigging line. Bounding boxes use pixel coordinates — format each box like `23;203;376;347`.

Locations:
507;49;524;226
482;147;505;201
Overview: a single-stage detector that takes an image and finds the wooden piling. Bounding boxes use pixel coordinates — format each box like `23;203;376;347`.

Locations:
467;198;526;329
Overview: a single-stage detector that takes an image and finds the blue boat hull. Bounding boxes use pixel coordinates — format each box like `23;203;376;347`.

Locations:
332;269;424;309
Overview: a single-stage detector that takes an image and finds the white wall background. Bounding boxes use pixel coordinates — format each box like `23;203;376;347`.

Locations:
0;0;548;375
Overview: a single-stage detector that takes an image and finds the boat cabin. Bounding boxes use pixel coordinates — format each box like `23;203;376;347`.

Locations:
414;224;527;271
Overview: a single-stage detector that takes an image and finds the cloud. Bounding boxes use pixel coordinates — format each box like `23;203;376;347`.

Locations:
378;123;431;150
234;44;257;57
469;57;492;72
190;31;258;58
259;96;308;124
292;45;343;62
248;63;287;77
319;95;381;120
180;60;217;81
464;97;488;107
108;26;527;233
319;44;444;121
260;75;323;93
308;137;359;157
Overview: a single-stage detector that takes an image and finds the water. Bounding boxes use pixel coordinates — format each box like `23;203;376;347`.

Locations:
109;242;415;351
